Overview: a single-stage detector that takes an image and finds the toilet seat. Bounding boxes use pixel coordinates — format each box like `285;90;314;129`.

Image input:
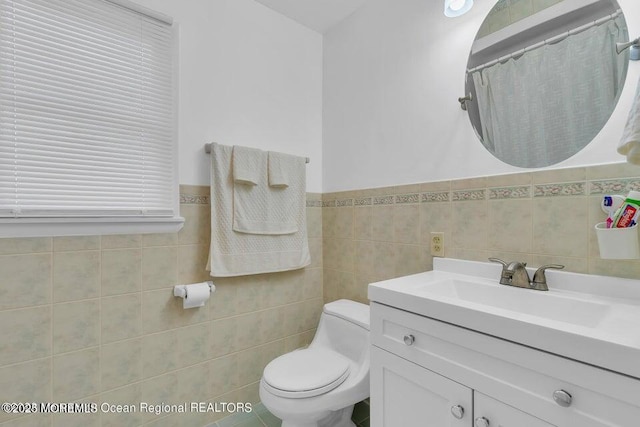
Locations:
262;348;351;399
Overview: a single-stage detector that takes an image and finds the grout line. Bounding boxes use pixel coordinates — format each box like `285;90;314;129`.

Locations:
0;296;104;314
48;248;54;403
49;289;54;403
98;238;104;399
0;249;53;257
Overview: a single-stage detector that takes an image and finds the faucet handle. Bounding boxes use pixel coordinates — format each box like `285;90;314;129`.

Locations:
488;257;508;268
532;264;564;289
489;258;521;286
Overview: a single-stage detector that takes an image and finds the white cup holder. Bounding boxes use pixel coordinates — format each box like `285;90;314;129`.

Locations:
595;222;640;259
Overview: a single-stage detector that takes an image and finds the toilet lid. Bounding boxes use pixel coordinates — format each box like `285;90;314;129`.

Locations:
262;348;351;399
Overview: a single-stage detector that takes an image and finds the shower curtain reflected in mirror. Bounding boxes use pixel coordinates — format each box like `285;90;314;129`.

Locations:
471;16;627;168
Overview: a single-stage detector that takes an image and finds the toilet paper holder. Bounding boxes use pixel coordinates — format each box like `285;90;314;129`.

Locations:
173;281;215;299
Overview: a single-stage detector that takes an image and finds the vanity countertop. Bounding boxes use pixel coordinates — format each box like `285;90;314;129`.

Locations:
368;258;640;380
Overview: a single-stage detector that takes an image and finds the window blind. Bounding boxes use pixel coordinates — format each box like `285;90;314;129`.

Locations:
0;0;176;219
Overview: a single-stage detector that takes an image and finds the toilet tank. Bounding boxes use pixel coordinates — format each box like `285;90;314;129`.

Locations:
311;299;370;363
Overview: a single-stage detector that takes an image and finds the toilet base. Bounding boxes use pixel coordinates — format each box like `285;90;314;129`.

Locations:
280;404;355;427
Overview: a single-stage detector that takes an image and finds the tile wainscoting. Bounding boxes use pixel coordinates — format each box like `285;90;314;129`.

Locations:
2;162;640;427
322;163;640;304
0;186;323;427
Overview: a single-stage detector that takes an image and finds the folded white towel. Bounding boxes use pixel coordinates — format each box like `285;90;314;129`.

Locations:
232;145;262;185
231;146;301;235
268;151;295;188
618;76;640;165
207;143;310;277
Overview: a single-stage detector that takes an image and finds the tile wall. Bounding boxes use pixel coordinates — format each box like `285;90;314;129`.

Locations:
0;185;323;427
3;163;640;427
322;163;640;304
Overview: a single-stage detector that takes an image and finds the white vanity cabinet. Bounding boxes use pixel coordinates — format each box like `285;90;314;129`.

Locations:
370;302;640;427
371;345;472;426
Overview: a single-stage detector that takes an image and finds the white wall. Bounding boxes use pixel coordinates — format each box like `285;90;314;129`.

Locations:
322;0;640;192
132;0;324;192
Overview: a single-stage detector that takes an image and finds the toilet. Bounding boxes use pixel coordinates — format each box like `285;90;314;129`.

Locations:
259;299;370;427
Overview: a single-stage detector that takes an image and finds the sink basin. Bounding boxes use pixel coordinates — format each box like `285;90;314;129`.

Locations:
368;257;640;379
423;278;611;328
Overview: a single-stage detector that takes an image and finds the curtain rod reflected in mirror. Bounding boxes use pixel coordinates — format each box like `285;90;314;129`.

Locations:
467;10;625;74
460;30;639;110
616;36;640;55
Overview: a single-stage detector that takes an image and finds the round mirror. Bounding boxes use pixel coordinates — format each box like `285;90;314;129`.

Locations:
465;0;629;168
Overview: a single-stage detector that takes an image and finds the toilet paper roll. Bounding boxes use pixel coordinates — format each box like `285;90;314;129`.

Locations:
182;282;211;309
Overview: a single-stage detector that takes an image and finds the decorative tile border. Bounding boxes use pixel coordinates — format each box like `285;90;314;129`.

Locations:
452;189;486;201
421;191;450;203
534;182;585;197
589;178;640;195
373;195;394;205
180;194;210;204
395;193;420;204
354;197;373;206
322;200;336;208
336;198;354;207
488;186;531;200
181;192;325;207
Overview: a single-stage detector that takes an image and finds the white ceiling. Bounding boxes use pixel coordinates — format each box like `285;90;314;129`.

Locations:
254;0;369;33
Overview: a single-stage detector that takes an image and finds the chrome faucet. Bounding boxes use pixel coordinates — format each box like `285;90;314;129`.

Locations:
489;258;564;291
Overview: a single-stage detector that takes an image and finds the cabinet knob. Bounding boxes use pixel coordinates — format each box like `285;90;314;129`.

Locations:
403;334;415;346
450;405;464;419
553;389;572;407
475;417;490;427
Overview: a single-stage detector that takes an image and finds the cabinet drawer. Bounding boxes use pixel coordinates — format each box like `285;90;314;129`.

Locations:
371;302;640;427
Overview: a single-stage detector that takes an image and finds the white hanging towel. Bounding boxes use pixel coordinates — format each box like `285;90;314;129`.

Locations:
232;146;301;235
618;75;640;165
232;145;261;185
207;143;310;277
268;151;294;188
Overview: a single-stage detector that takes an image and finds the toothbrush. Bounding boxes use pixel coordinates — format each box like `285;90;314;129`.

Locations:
602;195;625;228
604;196;613;228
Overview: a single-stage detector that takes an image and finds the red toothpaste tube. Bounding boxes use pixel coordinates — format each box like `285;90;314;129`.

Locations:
613;205;637;228
612;191;640;228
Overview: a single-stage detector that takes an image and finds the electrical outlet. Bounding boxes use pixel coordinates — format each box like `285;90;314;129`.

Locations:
430;232;445;257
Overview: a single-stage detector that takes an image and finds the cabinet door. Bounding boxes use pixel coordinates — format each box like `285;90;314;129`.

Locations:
474;392;556;427
371;346;472;427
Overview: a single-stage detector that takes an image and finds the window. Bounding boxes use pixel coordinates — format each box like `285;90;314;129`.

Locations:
0;0;182;237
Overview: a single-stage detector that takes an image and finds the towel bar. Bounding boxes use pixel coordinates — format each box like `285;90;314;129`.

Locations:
204;143;310;163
